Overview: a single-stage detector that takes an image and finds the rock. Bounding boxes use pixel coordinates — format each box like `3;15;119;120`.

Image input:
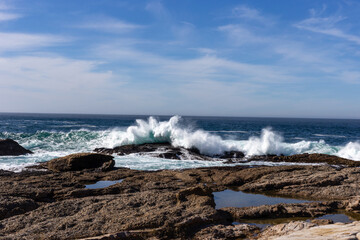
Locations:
0;139;32;156
217;151;245;159
0;196;38;220
310;219;333;225
259;221;360;240
1;164;360;239
258;221;316;239
94;143;213;161
192;224;259;239
249;153;360;167
346;196;360;213
44;153;115;172
222;202;337;220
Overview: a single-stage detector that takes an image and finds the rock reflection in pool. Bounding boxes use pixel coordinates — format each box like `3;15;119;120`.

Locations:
85;179;123;189
214;189;312;209
316;213;352;223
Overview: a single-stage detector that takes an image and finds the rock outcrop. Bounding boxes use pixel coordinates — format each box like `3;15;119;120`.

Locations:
42;153;115;172
258;221;360;240
1;164;360;239
0;139;32;156
248;153;360;167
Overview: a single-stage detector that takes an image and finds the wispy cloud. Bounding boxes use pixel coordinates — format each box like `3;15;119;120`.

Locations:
0;12;21;22
295;14;360;45
232;5;265;22
218;24;264;45
78;17;142;33
0;32;68;53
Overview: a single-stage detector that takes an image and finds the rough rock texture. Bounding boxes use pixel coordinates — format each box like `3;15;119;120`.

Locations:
42;153;115;172
259;221;360;240
0;196;38;220
1;162;360;239
192;224;259;239
248;153;360;167
258;221;316;239
223;201;339;220
0;139;32;156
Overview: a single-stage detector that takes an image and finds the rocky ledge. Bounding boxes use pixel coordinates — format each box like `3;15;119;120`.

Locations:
1;152;360;239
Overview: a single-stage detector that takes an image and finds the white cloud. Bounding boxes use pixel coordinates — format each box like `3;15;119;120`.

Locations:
233;5;264;22
78;18;142;33
0;55;122;113
0;32;67;53
0;12;20;21
218;24;264;45
295;15;360;45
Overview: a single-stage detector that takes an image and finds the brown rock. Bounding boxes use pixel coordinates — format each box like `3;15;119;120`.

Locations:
44;153;115;172
0;139;32;156
193;224;259;239
0;196;38;220
249;153;360;167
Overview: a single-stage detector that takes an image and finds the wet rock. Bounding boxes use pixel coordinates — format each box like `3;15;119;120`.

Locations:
310;218;334;225
217;151;245;159
222;201;337;220
0;139;32;156
94;143;213;161
43;153;115;172
259;221;360;240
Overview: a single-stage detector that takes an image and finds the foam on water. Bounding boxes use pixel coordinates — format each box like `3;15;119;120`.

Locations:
1;115;360;172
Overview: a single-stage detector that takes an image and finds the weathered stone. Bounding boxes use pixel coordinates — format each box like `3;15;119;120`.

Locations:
1;164;360;239
0;196;38;220
259;221;360;240
43;153;115;172
193;223;259;239
249;153;360;167
0;139;32;156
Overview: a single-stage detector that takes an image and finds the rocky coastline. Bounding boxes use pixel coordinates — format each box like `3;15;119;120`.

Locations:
1;140;360;239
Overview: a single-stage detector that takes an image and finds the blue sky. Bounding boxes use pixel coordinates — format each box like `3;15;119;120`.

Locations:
0;0;360;118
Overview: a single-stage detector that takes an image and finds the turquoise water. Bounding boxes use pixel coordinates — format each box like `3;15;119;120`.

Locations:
1;113;359;171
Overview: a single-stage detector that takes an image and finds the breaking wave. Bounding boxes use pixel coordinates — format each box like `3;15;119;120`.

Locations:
1;116;359;170
106;116;360;160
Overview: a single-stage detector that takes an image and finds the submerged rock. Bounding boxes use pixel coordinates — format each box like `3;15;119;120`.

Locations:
43;153;115;172
0;139;33;156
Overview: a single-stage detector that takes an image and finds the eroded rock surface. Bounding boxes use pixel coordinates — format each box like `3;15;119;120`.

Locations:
258;221;360;240
1;162;360;239
41;153;115;172
0;139;32;156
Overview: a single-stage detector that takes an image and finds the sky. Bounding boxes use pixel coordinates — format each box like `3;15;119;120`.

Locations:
0;0;360;118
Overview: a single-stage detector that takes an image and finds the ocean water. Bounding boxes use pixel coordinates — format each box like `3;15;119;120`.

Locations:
0;113;360;172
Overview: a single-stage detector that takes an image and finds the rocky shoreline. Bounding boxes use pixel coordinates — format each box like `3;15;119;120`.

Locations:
1;140;360;239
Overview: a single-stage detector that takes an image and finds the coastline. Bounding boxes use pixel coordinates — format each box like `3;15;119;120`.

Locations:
1;150;360;239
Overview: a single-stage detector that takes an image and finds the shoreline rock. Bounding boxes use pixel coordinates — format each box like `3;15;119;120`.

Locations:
41;153;115;172
1;163;360;239
94;142;359;167
0;139;33;156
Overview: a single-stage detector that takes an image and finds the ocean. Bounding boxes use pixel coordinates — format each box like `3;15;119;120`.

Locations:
1;113;360;172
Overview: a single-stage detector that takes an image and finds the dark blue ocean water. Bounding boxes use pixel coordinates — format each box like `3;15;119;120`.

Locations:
1;113;359;171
